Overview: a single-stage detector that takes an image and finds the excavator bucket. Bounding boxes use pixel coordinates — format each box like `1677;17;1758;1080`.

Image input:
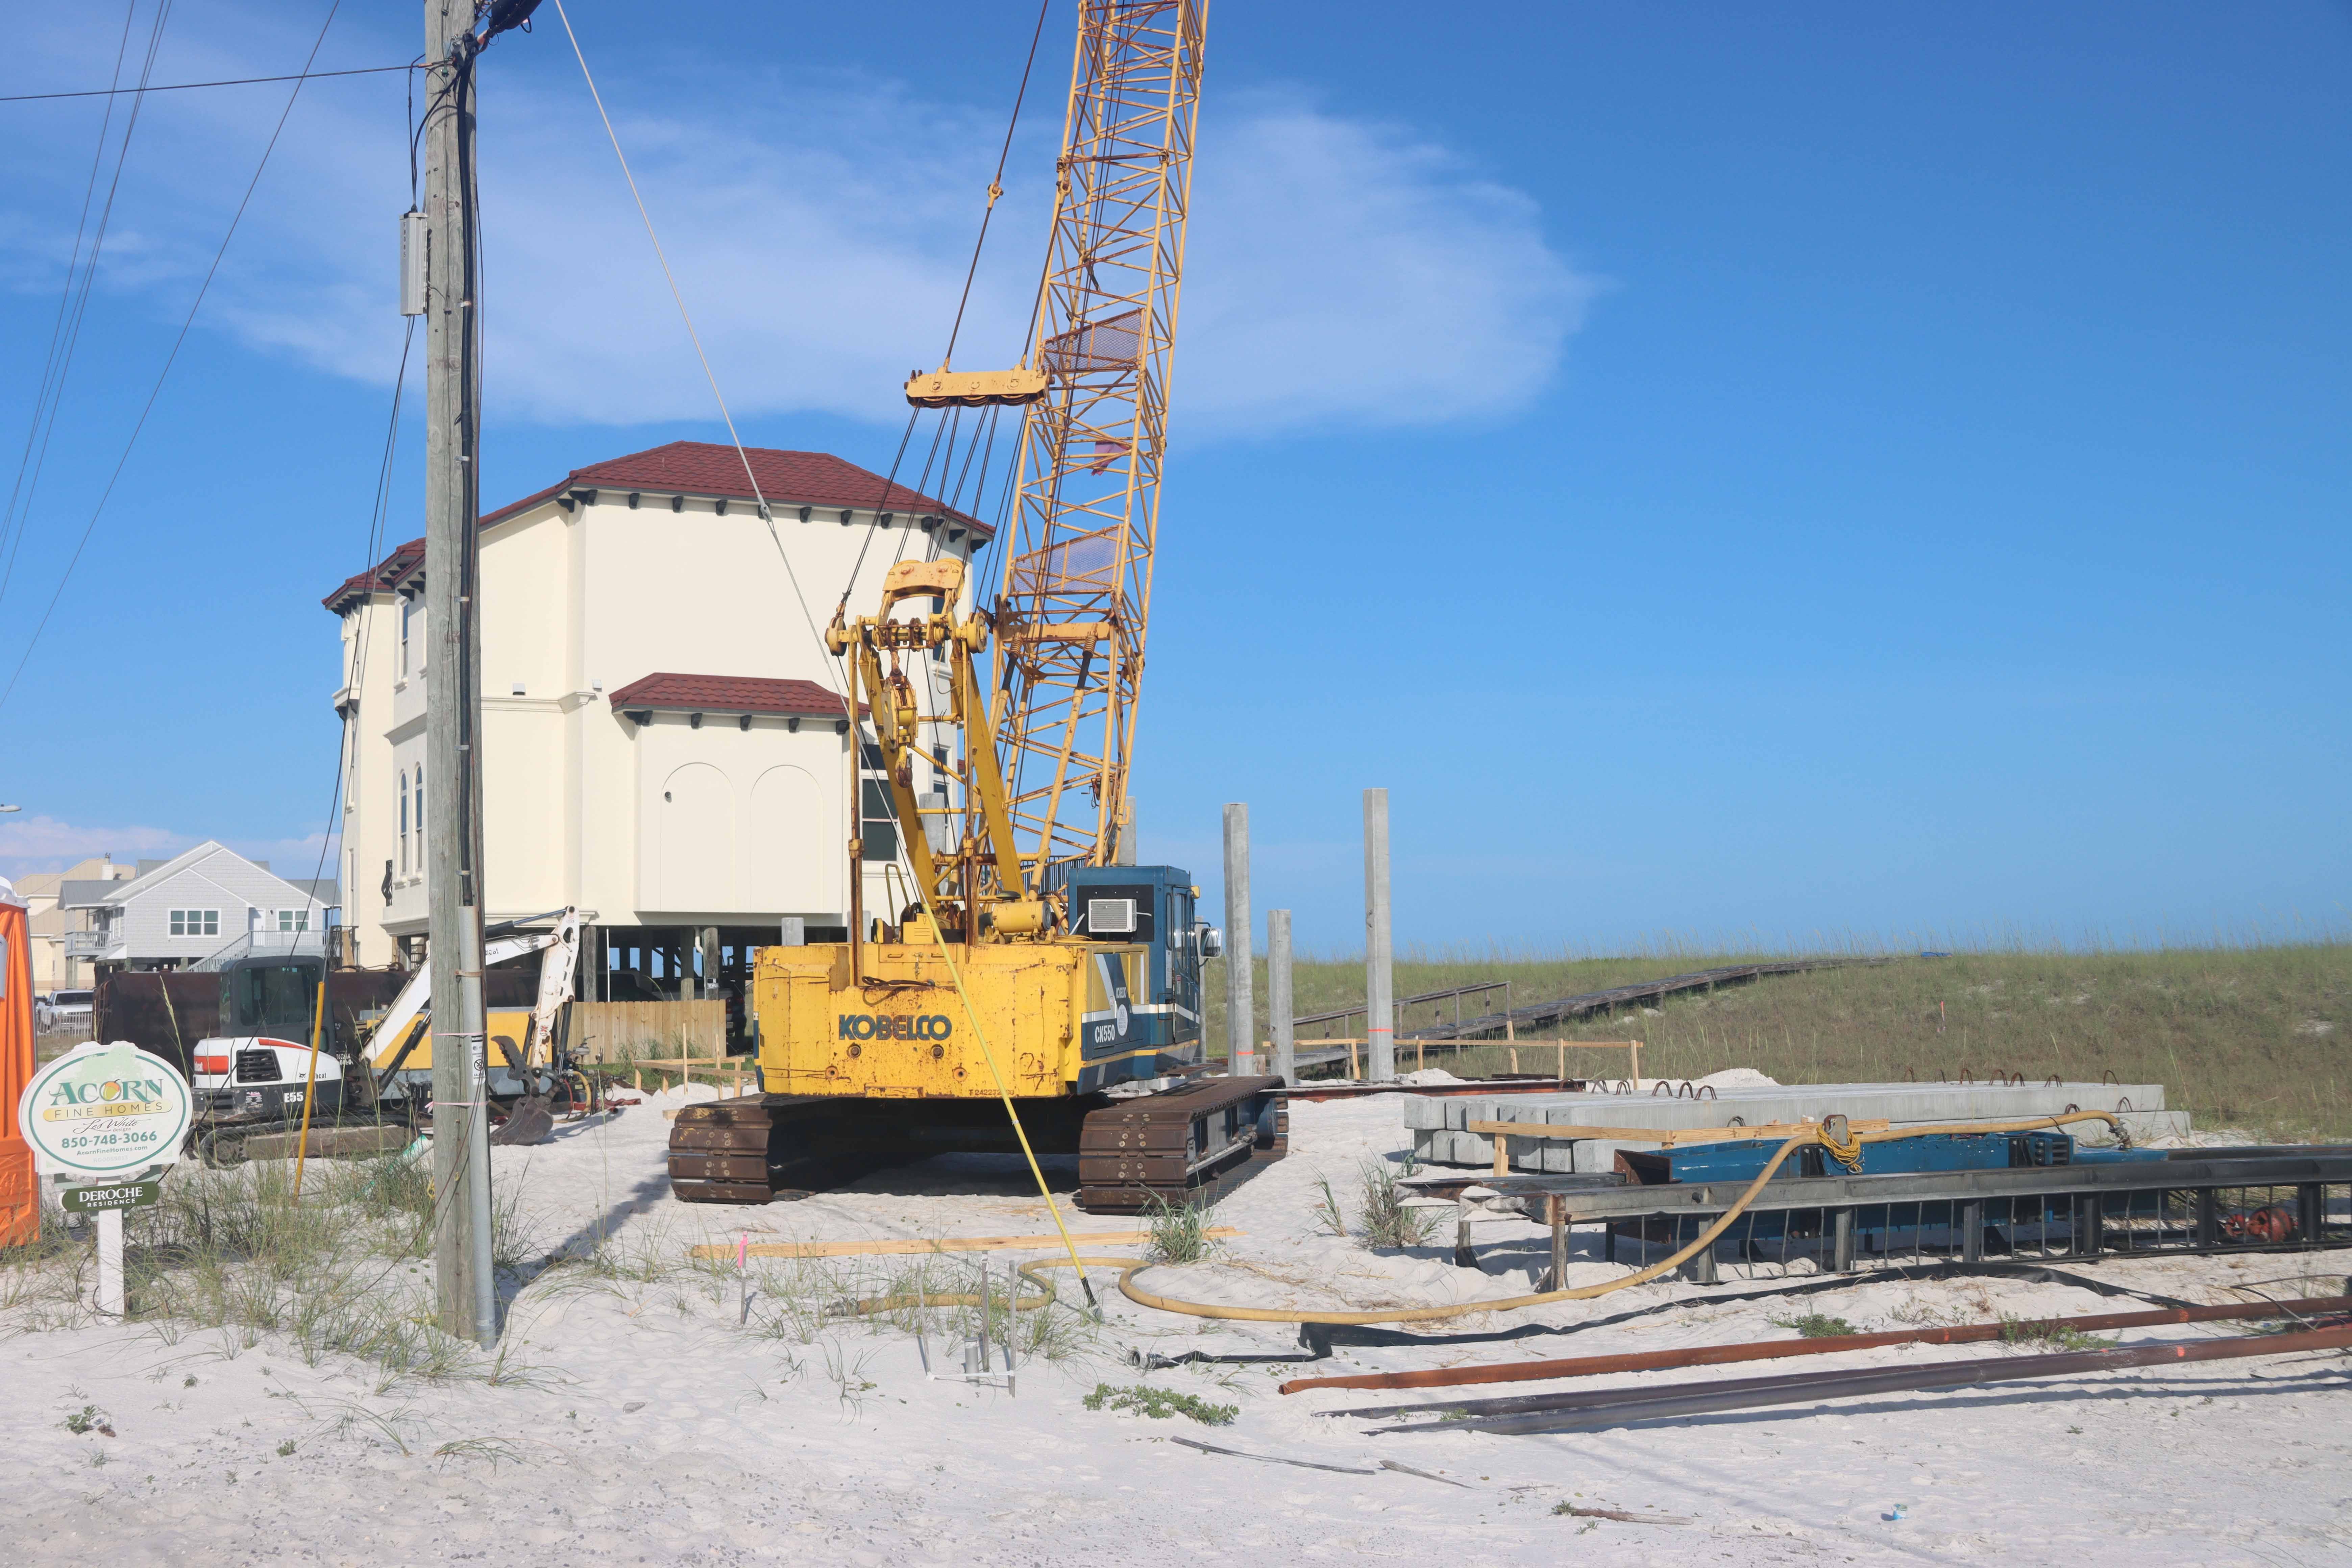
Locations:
490;1096;555;1146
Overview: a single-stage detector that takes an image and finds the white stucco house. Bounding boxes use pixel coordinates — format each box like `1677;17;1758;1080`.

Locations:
325;440;985;1001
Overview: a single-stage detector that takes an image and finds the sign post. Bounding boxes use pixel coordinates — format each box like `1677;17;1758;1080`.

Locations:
17;1040;191;1318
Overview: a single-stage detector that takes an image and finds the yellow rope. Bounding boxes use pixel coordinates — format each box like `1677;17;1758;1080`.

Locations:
291;979;328;1201
1819;1113;1865;1173
914;924;1102;1310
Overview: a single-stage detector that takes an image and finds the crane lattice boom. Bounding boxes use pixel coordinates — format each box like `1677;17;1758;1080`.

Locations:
993;0;1205;882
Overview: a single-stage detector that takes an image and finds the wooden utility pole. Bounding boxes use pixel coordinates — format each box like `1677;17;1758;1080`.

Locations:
422;0;494;1346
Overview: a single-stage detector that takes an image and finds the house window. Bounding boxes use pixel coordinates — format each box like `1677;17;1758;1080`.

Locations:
169;909;221;938
276;909;309;932
399;781;410;874
860;780;899;862
414;767;425;857
400;597;413;676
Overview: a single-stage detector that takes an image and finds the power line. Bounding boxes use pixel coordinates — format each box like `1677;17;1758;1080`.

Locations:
0;0;346;719
0;0;137;604
0;0;173;621
547;0;859;722
305;317;416;953
0;62;412;104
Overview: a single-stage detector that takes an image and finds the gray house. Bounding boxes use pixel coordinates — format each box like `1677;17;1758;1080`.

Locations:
64;842;340;976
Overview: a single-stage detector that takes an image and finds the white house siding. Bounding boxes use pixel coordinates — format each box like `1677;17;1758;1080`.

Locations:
100;844;332;969
337;588;406;966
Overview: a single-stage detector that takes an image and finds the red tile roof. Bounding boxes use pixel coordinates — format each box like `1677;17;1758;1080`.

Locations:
324;441;988;613
607;672;862;720
482;440;987;532
322;538;424;614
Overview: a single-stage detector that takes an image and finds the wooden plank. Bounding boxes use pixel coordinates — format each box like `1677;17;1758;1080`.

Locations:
1465;1118;1891;1142
1472;1114;1893;1169
1267;1038;1636;1049
688;1226;1243;1259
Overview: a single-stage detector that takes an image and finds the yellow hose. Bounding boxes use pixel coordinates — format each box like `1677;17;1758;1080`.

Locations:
831;1111;2127;1329
1106;1111;2126;1326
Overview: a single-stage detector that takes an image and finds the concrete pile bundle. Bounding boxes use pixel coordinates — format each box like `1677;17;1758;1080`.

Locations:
1404;1081;2184;1175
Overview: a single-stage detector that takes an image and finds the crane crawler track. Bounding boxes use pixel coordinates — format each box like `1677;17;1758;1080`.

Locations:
666;1096;887;1204
666;1077;1289;1209
1076;1074;1287;1213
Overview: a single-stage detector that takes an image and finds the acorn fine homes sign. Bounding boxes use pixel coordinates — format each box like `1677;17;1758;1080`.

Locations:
17;1040;192;1177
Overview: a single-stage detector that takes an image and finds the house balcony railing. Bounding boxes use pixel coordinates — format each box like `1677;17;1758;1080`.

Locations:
65;930;124;960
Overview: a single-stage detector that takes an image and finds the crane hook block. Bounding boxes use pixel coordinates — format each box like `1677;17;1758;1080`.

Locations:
905;366;1049;409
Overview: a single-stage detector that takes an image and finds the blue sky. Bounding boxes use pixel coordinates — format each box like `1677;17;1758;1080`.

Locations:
0;2;2344;954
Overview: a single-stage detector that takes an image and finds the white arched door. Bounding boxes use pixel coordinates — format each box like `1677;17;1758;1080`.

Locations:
656;761;734;912
748;764;828;913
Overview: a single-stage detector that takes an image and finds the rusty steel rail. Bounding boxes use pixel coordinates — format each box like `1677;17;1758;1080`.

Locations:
1286;1294;2352;1398
1361;1321;2352;1435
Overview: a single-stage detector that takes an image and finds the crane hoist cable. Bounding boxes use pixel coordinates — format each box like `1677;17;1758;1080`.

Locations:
552;0;1100;1300
839;0;1051;613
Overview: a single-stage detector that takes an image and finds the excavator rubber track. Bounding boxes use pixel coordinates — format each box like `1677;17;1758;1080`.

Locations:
1075;1074;1287;1213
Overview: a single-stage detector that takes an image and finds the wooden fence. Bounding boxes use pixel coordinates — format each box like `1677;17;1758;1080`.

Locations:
569;1000;727;1064
1273;1037;1642;1082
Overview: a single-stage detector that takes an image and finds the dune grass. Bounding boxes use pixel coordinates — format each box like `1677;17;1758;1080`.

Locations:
1208;937;2351;1143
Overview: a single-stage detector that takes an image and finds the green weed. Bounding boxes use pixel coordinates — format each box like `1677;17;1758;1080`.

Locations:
1081;1382;1237;1425
1356;1160;1439;1250
1998;1315;2116;1352
1310;1178;1345;1238
1144;1196;1213;1265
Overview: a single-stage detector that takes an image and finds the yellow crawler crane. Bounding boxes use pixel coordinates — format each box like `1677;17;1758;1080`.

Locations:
668;1;1284;1210
668;557;1280;1209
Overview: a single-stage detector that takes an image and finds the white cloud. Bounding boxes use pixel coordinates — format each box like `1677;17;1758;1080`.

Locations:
1;6;1596;436
0;814;335;882
1184;93;1600;434
223;831;340;882
0;814;191;878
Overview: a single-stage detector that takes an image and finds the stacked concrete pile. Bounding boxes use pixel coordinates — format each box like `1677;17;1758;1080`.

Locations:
1404;1081;2184;1175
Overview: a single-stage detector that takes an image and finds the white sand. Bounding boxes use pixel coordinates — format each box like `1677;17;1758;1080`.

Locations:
4;1087;2347;1565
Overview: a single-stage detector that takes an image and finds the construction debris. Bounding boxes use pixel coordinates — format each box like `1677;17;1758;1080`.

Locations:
1361;1322;2352;1436
1287;1293;2352;1396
